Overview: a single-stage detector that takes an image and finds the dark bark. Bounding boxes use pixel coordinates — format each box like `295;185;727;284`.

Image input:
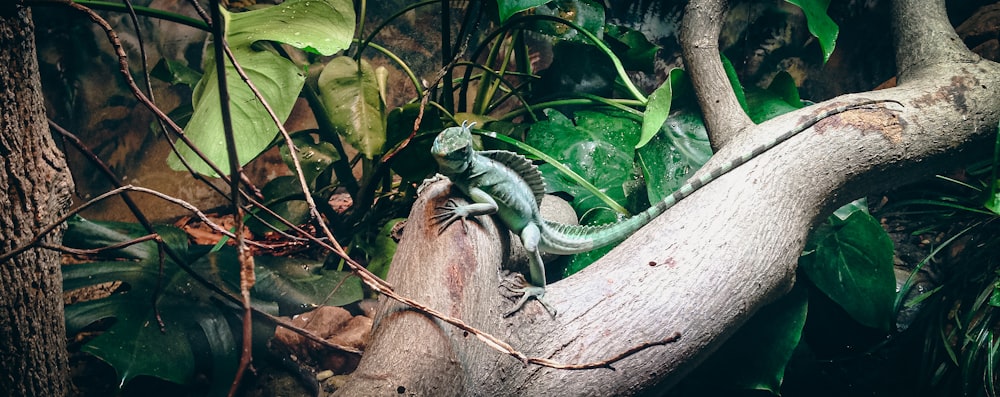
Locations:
0;3;74;396
337;0;1000;395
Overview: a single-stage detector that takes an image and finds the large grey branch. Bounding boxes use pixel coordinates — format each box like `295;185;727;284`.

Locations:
335;0;1000;395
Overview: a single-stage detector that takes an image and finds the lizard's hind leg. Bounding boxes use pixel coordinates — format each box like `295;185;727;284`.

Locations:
503;225;556;317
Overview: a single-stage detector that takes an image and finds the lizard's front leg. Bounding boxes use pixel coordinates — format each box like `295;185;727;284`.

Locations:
433;187;497;233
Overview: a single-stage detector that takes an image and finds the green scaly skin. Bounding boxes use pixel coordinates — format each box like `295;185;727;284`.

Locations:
431;100;899;317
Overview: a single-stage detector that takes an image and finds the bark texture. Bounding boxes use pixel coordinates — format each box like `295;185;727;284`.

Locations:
337;1;1000;395
0;4;75;396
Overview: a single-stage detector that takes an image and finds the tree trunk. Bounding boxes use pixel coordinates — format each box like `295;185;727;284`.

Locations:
337;0;1000;395
0;3;74;396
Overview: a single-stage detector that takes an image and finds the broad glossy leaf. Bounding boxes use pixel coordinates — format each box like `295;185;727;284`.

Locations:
986;120;1000;215
745;87;800;124
190;247;364;314
168;0;355;176
528;109;639;274
532;0;605;42
496;0;550;22
767;71;803;109
660;110;712;168
785;0;839;63
62;218;215;386
316;56;386;159
800;209;895;330
744;72;804;123
169;49;304;176
68;295;202;385
527;109;637;204
252;255;364;312
636;113;710;204
225;0;354;55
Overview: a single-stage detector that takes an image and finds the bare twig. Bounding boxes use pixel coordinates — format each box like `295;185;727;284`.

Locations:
37;234;159;256
202;2;256;394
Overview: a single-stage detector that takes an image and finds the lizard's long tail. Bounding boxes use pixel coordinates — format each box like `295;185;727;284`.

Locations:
538;99;900;255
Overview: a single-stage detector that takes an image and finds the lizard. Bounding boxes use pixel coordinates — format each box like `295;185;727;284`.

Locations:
430;99;900;317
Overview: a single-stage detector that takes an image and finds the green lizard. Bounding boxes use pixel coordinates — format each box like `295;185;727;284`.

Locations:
430;99;899;317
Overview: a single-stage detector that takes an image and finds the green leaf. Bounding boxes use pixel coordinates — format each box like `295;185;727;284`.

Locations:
604;24;659;73
721;53;749;114
745;86;801;124
62;217;357;388
495;0;550;23
800;209;895;330
168;0;355;176
637;76;673;149
743;71;805;124
354;219;405;280
985;119;1000;214
150;58;202;87
225;0;354;55
316;56;387;159
636;111;711;204
527;109;638;208
246;175;311;234
785;0;839;63
62;218;213;386
531;0;605;42
384;104;443;183
278;131;341;187
527;108;641;273
252;255;364;312
767;71;803;108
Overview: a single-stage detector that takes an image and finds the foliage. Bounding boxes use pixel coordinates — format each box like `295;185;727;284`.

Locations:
167;0;356;176
800;200;896;331
784;0;839;63
57;0;898;393
63;216;362;391
869;125;1000;396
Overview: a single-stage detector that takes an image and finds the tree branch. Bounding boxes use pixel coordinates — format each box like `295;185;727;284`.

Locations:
680;0;752;149
338;1;1000;395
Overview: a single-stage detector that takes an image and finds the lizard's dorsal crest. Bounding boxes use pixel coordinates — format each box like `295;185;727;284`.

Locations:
481;150;546;206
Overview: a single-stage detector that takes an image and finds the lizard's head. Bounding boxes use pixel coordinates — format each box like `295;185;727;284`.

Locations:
431;121;476;175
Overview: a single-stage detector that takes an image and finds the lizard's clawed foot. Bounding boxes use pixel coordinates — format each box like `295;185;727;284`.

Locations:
502;274;556;318
432;199;480;234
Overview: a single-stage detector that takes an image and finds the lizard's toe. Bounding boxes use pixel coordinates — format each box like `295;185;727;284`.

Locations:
504;286;556;318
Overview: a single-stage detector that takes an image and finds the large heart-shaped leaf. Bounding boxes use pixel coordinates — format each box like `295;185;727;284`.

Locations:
800;208;895;330
168;0;355;176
